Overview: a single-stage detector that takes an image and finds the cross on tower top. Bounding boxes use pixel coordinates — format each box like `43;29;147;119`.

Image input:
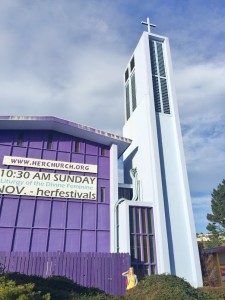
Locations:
141;17;156;34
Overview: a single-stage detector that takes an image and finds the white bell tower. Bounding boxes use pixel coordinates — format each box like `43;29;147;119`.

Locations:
120;19;203;287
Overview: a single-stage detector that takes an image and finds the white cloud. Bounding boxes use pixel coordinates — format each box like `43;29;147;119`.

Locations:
0;1;130;132
192;195;211;207
172;59;225;197
192;195;212;232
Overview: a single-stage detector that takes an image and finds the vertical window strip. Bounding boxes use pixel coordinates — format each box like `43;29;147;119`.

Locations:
152;76;161;112
131;73;137;111
100;187;105;203
135;208;140;233
149;235;155;263
47;133;53;150
150;41;158;75
137;235;142;261
125;83;130;120
147;208;152;234
143;236;149;262
157;42;166;77
130;56;135;71
125;56;137;121
141;208;147;234
129;207;134;233
17;132;23;146
125;68;129;82
75;141;80;153
160;78;170;114
130;235;135;261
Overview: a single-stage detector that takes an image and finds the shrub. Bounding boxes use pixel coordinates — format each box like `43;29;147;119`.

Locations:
2;273;109;300
3;272;225;300
199;286;225;300
0;276;50;300
121;274;221;300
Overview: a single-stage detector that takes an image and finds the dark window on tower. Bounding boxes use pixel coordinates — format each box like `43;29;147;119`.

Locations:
152;76;161;112
131;73;137;111
130;56;135;71
17;132;23;146
125;83;130;120
161;78;170;114
47;133;53;150
150;40;158;75
157;43;166;77
125;56;137;121
125;68;129;82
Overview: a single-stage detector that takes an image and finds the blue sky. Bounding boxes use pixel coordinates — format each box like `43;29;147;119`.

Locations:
0;0;225;233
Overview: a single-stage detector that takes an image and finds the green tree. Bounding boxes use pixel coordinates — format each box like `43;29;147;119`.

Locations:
206;179;225;248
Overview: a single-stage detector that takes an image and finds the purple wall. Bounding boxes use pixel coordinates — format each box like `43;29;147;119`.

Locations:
0;130;110;253
0;251;130;296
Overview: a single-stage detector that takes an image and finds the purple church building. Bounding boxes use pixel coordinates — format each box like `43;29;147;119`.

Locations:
0;116;130;254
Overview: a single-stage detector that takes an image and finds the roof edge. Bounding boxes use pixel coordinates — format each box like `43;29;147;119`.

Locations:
0;116;132;157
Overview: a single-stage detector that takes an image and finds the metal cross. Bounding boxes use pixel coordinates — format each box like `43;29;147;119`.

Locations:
141;17;156;34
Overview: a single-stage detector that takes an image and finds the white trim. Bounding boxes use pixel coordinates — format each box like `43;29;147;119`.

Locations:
110;144;119;253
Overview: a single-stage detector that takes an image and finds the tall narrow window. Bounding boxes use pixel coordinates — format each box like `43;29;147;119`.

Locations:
74;141;80;153
129;207;156;279
124;56;137;121
135;208;140;233
47;133;53;150
100;187;106;203
131;73;137;111
125;83;130;120
161;78;170;114
125;68;129;82
17;132;23;146
157;43;166;77
130;56;135;71
152;76;161;112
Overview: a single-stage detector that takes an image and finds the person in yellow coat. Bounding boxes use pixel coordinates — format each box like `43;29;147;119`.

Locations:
122;267;138;290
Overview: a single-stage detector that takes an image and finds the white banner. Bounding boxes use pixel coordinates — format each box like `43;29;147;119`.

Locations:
0;169;97;200
3;156;97;173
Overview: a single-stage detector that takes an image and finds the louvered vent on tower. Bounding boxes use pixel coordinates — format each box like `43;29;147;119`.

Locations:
150;39;170;115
